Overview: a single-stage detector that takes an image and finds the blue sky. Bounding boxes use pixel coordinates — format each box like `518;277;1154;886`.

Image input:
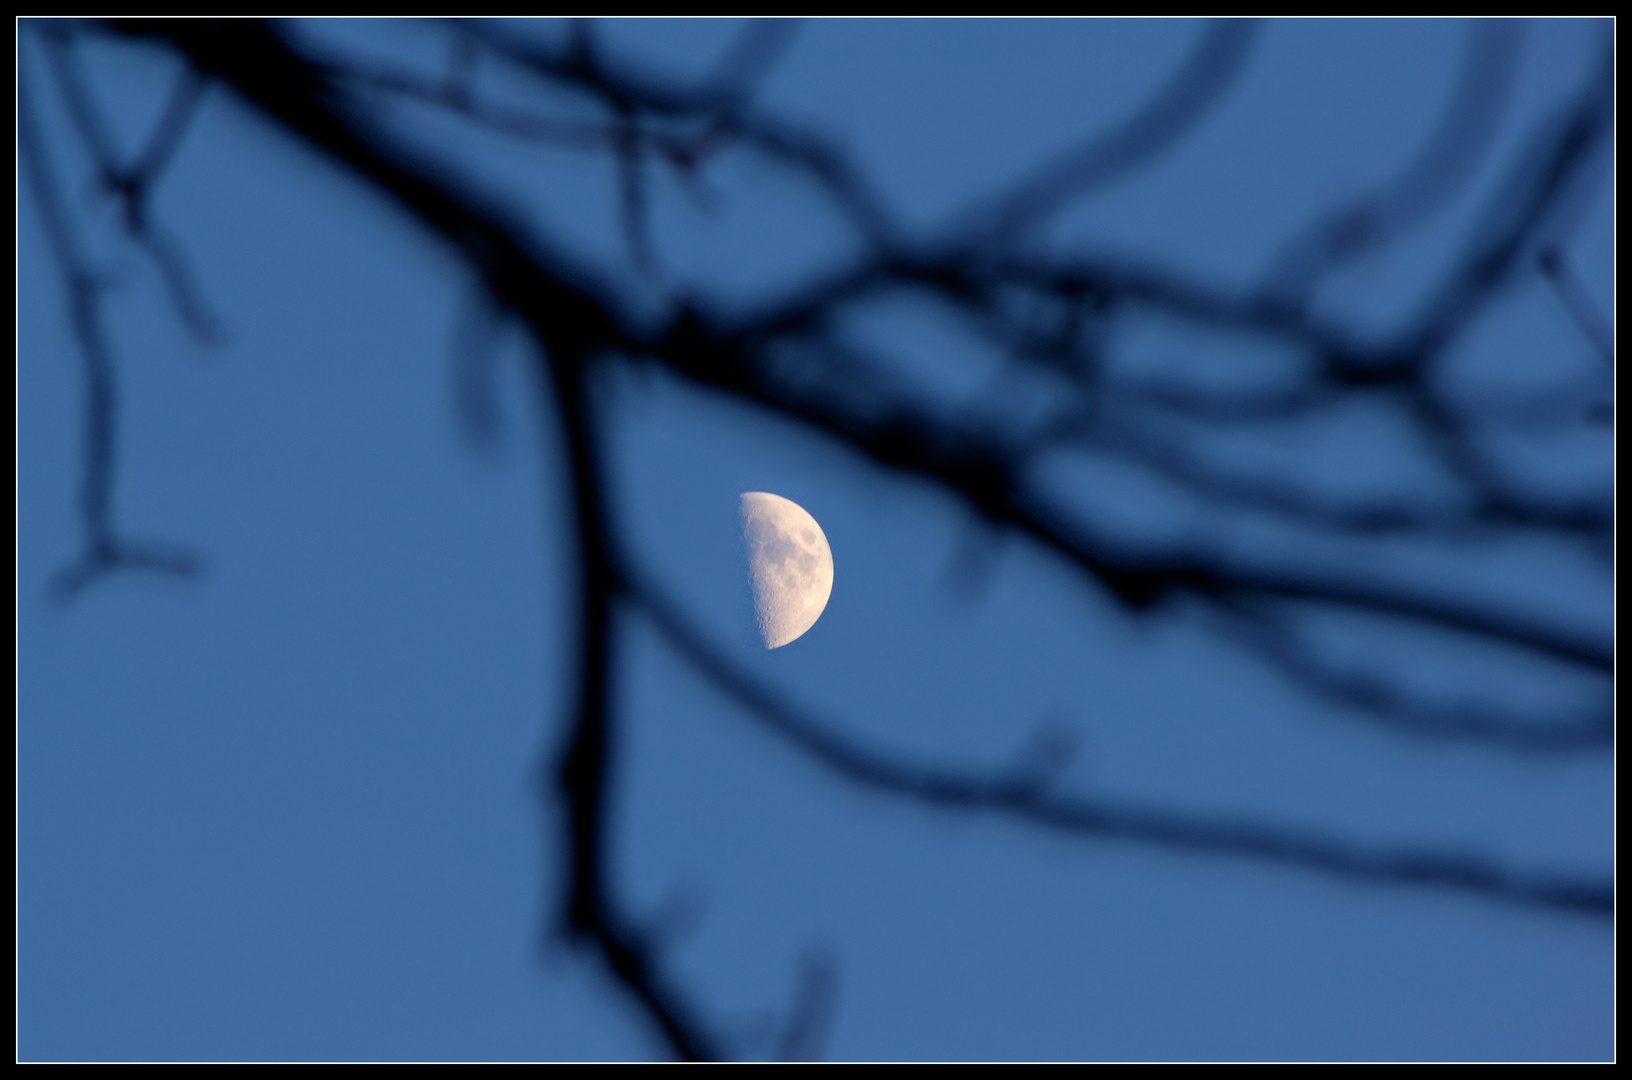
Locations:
19;18;1612;1061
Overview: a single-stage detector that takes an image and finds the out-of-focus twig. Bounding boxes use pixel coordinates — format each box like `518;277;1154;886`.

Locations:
20;44;201;600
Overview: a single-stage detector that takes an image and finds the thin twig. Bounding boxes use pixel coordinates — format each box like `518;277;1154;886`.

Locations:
20;44;200;599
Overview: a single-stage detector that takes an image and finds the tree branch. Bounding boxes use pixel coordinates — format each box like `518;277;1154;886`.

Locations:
624;556;1612;917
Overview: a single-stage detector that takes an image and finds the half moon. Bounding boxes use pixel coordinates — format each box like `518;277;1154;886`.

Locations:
740;492;834;649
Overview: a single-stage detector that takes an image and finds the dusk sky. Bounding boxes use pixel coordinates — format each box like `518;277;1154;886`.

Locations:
19;19;1612;1061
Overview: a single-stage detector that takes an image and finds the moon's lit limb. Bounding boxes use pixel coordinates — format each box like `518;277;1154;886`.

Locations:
740;492;834;649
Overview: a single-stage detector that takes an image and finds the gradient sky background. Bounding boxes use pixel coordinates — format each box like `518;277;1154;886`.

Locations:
19;18;1612;1061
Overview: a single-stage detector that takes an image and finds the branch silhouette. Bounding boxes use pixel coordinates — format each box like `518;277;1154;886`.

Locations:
19;41;203;599
1259;19;1524;309
967;17;1261;243
623;556;1612;916
23;17;1612;1060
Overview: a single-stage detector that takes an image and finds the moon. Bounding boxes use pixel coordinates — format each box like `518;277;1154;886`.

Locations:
740;492;834;649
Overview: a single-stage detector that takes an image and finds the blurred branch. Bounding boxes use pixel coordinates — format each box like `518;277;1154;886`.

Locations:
39;25;224;343
1050;392;1613;541
968;17;1260;243
775;947;839;1062
451;17;901;247
1395;36;1612;365
545;337;722;1062
19;42;201;600
1259;19;1523;311
448;285;510;453
335;59;609;148
1538;244;1614;366
624;555;1613;917
700;18;802;105
1211;597;1612;751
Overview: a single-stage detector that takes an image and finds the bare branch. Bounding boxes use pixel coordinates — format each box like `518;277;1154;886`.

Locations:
40;27;224;343
700;18;802;105
332;56;610;149
775;947;839;1062
1057;395;1611;543
625;557;1612;918
448;284;509;453
1212;598;1612;751
965;18;1260;243
545;358;722;1061
1394;37;1612;365
453;18;901;247
1538;244;1614;366
1259;19;1524;309
613;117;658;276
20;43;201;600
